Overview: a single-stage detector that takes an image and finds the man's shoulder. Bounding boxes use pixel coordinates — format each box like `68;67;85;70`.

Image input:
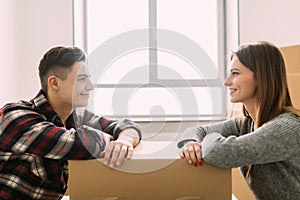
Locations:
0;100;36;114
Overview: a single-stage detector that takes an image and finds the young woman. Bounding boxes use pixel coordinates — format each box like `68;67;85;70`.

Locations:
178;41;300;200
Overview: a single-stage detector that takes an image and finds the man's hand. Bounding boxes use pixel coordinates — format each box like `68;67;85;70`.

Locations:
101;129;140;168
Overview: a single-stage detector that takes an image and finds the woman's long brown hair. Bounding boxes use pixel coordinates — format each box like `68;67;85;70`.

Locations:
234;41;300;128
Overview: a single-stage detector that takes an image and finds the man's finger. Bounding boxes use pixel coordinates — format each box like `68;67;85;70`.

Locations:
115;145;128;166
102;142;114;165
109;142;121;167
126;146;134;159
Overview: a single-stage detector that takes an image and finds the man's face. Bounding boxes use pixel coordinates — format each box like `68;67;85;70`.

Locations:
58;61;94;107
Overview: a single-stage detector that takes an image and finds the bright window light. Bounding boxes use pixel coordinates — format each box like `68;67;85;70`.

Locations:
81;0;226;121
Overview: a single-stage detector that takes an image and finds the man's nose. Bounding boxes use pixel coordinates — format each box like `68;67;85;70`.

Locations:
86;79;94;90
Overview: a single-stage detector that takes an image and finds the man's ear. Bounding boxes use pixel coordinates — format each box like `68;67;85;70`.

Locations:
48;75;60;91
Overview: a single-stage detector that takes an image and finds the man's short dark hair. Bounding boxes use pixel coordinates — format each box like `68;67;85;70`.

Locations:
38;46;86;93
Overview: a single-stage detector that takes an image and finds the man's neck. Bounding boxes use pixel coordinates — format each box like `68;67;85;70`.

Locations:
55;107;73;123
47;93;73;123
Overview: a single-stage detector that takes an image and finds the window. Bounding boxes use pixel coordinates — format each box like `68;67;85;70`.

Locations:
73;0;227;121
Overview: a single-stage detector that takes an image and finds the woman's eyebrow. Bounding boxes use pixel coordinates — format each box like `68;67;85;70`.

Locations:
230;67;240;72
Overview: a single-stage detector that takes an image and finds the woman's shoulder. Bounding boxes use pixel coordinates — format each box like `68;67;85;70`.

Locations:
270;113;300;127
277;112;300;121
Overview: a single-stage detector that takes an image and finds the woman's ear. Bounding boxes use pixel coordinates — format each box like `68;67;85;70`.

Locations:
48;75;60;91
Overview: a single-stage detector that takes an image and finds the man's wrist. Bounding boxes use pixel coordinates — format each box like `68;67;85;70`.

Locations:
118;129;140;147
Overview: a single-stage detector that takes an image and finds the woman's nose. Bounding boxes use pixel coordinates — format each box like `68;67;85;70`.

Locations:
223;76;231;87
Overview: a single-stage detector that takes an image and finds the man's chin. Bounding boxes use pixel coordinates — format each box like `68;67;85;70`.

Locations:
73;102;88;108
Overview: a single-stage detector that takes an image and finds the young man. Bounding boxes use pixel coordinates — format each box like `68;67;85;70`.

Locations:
0;46;142;199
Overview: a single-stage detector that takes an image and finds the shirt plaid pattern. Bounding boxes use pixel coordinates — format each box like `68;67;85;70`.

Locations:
0;90;141;199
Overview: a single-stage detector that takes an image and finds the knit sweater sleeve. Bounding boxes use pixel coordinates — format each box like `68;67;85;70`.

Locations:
177;115;244;148
201;113;300;168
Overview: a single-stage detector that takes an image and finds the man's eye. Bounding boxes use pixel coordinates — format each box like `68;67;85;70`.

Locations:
78;78;86;81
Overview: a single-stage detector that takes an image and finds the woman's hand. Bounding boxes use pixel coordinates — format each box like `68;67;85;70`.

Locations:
180;141;203;167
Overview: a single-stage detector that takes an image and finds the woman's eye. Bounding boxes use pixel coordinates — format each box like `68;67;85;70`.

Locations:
227;72;239;77
232;72;239;76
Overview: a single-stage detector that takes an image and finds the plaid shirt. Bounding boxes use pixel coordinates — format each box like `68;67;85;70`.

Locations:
0;90;141;200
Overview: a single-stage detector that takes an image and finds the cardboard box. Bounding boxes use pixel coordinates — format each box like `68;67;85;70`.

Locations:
280;45;300;109
69;141;231;200
232;168;254;200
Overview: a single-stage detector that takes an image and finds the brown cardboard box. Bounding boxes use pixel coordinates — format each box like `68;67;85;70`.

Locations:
69;141;231;200
280;45;300;109
232;168;254;200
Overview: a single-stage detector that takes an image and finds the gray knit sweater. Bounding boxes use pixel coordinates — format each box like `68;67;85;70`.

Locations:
178;113;300;200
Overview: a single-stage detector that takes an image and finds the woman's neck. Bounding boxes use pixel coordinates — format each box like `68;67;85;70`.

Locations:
243;101;257;124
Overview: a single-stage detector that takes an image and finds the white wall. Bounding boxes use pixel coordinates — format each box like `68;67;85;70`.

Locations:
238;0;300;47
0;0;18;105
0;0;73;106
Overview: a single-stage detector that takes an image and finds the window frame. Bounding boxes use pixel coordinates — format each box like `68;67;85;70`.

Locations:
72;0;227;122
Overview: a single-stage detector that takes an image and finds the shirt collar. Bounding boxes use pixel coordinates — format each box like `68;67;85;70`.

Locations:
31;90;63;126
31;89;76;128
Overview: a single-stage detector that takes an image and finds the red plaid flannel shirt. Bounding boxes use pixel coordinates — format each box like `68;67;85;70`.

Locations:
0;90;141;199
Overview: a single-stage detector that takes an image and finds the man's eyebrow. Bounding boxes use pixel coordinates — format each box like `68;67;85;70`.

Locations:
77;74;91;78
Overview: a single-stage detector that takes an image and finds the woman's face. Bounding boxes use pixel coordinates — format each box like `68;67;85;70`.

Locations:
224;56;257;106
